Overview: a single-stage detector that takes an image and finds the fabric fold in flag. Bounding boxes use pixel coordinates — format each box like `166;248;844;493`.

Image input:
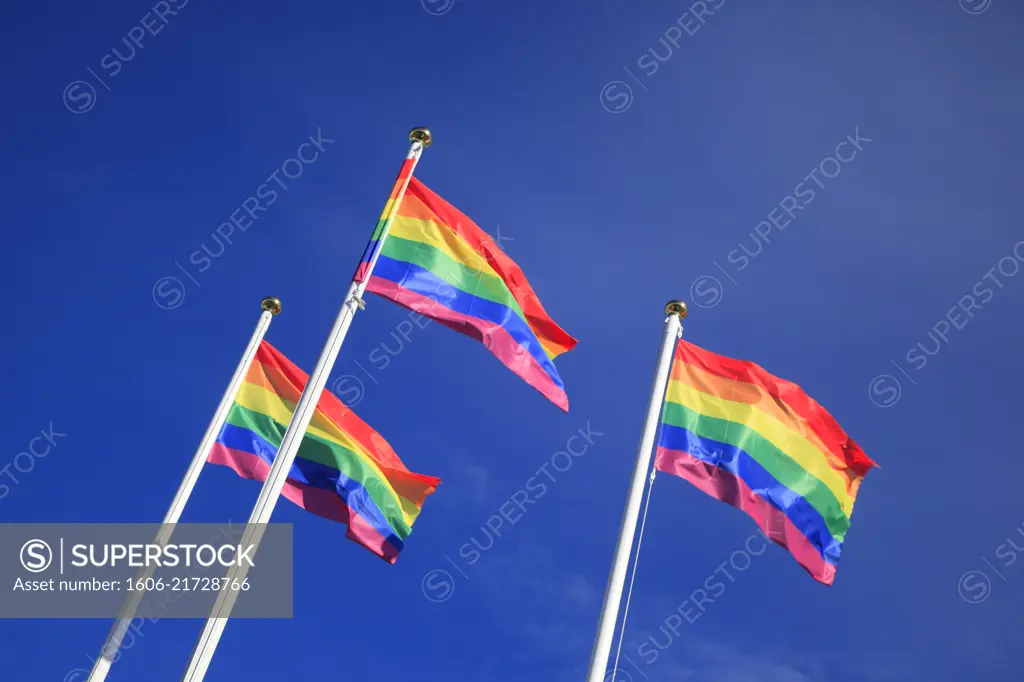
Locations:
354;176;577;410
654;339;874;585
209;340;440;563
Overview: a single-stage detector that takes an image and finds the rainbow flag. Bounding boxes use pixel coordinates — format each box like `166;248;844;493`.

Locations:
654;339;874;585
209;340;440;563
354;174;577;410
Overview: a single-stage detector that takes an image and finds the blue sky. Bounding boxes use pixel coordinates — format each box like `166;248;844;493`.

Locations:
2;0;1023;680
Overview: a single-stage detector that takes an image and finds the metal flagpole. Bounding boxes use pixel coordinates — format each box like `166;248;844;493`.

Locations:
584;300;686;682
177;127;433;682
86;296;282;682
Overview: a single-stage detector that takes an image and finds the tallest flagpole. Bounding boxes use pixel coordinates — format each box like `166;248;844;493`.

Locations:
177;128;432;682
584;300;687;682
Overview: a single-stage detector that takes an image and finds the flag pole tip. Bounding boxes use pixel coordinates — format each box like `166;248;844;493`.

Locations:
261;297;282;315
409;127;432;147
665;300;687;318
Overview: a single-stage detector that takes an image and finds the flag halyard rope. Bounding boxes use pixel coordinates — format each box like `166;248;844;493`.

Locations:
609;467;658;682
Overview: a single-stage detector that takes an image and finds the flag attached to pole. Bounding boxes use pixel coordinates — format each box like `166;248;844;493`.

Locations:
353;176;577;410
208;340;440;563
654;339;874;585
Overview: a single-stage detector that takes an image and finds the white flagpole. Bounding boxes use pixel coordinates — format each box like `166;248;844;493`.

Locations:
584;300;686;682
86;296;282;682
177;127;433;682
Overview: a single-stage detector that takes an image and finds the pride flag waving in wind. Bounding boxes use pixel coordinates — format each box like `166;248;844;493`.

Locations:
354;174;577;410
209;340;440;563
655;338;874;585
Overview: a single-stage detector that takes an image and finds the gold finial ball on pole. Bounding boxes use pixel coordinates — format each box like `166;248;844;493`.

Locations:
665;300;688;318
409;127;432;148
261;296;282;316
